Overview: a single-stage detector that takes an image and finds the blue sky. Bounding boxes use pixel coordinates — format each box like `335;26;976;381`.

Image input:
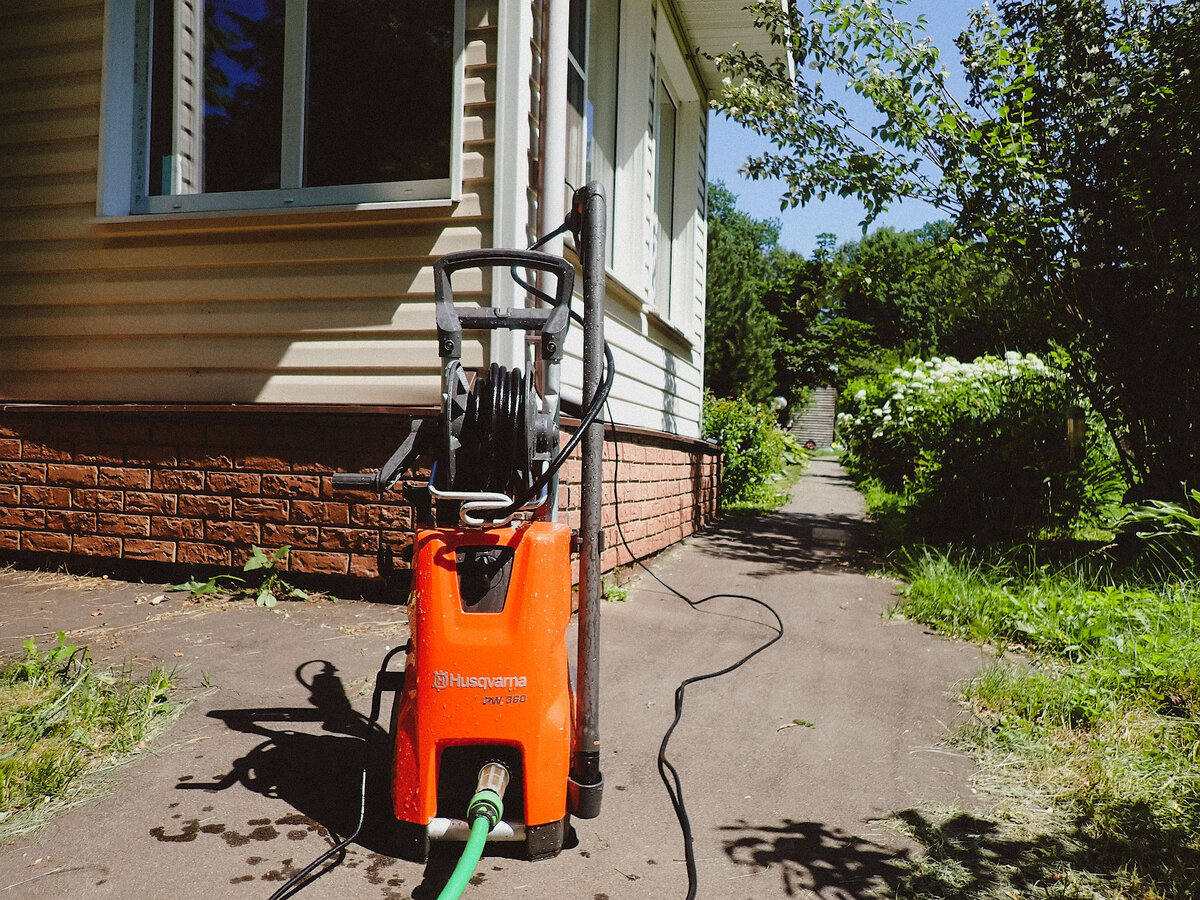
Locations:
705;1;974;257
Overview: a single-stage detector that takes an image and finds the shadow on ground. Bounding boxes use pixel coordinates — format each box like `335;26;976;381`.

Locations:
720;804;1200;899
687;464;884;577
176;662;396;844
720;818;906;898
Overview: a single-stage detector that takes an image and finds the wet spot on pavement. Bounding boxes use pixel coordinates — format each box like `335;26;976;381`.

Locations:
150;819;200;842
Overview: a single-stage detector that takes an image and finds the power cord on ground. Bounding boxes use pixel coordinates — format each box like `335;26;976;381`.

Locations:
266;644;407;900
605;402;785;900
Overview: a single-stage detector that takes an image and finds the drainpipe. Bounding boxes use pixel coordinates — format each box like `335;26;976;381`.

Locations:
538;0;569;256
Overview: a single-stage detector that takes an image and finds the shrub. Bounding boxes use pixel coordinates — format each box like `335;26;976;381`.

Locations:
1119;486;1200;579
702;393;788;509
837;352;1124;540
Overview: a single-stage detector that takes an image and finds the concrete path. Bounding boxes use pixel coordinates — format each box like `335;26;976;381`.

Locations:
0;458;989;899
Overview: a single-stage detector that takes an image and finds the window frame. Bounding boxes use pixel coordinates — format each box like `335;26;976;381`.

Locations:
653;74;678;322
101;0;466;217
649;19;699;335
584;0;620;266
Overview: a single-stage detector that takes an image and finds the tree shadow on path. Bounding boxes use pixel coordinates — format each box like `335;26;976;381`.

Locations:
720;817;906;898
721;804;1200;900
697;464;882;577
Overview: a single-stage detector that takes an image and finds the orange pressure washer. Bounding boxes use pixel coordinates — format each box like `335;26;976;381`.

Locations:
326;184;609;882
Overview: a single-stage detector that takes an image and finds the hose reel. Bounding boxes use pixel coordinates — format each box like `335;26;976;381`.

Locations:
433;248;574;521
442;360;542;498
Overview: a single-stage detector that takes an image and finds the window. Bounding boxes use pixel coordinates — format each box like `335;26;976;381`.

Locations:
653;76;677;321
123;0;464;214
565;0;588;192
585;0;619;264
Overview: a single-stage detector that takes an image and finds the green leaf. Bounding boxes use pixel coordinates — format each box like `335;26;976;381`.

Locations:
255;586;277;608
171;576;222;595
243;545;272;572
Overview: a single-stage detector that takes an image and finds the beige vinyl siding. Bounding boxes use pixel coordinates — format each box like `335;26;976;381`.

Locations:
0;0;496;406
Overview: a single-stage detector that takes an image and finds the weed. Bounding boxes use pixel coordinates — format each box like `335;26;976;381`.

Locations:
0;633;176;837
170;545;310;608
1119;486;1200;580
602;580;628;603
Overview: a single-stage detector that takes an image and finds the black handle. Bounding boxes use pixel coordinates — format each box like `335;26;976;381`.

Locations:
434;248;574;361
331;472;381;490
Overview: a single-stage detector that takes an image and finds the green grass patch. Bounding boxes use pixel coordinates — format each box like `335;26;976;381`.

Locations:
0;633;177;838
859;476;915;546
721;461;808;516
890;548;1200;899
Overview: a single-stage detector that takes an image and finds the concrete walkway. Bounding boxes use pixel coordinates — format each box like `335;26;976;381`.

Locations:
0;458;989;899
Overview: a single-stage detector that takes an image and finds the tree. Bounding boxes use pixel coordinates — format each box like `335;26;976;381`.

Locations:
763;221;1026;394
704;182;781;402
712;0;1200;497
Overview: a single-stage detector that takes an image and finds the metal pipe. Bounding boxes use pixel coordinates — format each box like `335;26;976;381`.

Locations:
538;0;569;256
571;182;606;818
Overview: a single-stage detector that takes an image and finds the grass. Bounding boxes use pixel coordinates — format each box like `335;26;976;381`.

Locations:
887;547;1200;899
0;632;177;839
722;461;809;515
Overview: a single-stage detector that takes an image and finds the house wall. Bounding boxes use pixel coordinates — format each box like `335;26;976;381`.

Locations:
1;0;496;405
0;0;721;580
534;0;709;440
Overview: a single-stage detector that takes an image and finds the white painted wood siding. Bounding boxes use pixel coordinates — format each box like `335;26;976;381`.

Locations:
562;0;708;439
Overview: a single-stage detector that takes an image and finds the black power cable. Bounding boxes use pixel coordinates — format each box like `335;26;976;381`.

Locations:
267;645;408;900
605;403;785;900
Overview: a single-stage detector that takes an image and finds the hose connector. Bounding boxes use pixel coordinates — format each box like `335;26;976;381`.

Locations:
467;762;510;831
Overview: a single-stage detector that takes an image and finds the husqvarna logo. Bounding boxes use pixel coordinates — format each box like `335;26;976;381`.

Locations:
431;670;527;691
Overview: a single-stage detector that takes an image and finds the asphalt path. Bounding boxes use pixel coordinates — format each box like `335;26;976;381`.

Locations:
0;457;988;899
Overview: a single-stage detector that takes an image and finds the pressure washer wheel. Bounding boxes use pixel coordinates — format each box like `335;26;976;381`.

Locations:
391;820;431;863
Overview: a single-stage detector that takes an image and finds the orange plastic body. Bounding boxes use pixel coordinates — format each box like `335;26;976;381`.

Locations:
392;521;573;828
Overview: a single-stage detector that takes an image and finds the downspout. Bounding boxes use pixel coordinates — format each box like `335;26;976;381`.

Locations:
538;0;570;257
542;2;604;818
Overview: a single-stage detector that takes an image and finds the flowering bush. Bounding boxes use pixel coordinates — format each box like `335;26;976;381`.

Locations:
838;352;1120;540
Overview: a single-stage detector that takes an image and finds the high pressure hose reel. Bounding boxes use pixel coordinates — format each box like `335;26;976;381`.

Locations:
430;246;574;525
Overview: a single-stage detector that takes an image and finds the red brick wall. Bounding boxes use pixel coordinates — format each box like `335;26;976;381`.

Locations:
0;406;720;582
557;427;722;578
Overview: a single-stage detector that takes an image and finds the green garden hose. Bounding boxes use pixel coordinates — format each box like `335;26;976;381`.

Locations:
436;762;509;900
435;814;492;900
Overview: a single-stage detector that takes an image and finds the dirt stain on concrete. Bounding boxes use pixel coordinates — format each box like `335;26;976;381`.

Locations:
364;852;397;885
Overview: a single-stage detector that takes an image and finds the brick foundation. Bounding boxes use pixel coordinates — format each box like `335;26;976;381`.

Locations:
0;405;720;584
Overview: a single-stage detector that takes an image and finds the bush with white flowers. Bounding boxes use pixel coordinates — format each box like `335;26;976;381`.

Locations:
838;352;1114;539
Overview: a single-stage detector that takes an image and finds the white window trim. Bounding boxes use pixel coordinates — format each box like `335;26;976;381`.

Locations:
650;9;700;335
100;0;466;217
590;1;701;336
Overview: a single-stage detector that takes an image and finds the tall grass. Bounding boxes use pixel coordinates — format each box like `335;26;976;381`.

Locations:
895;548;1200;898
